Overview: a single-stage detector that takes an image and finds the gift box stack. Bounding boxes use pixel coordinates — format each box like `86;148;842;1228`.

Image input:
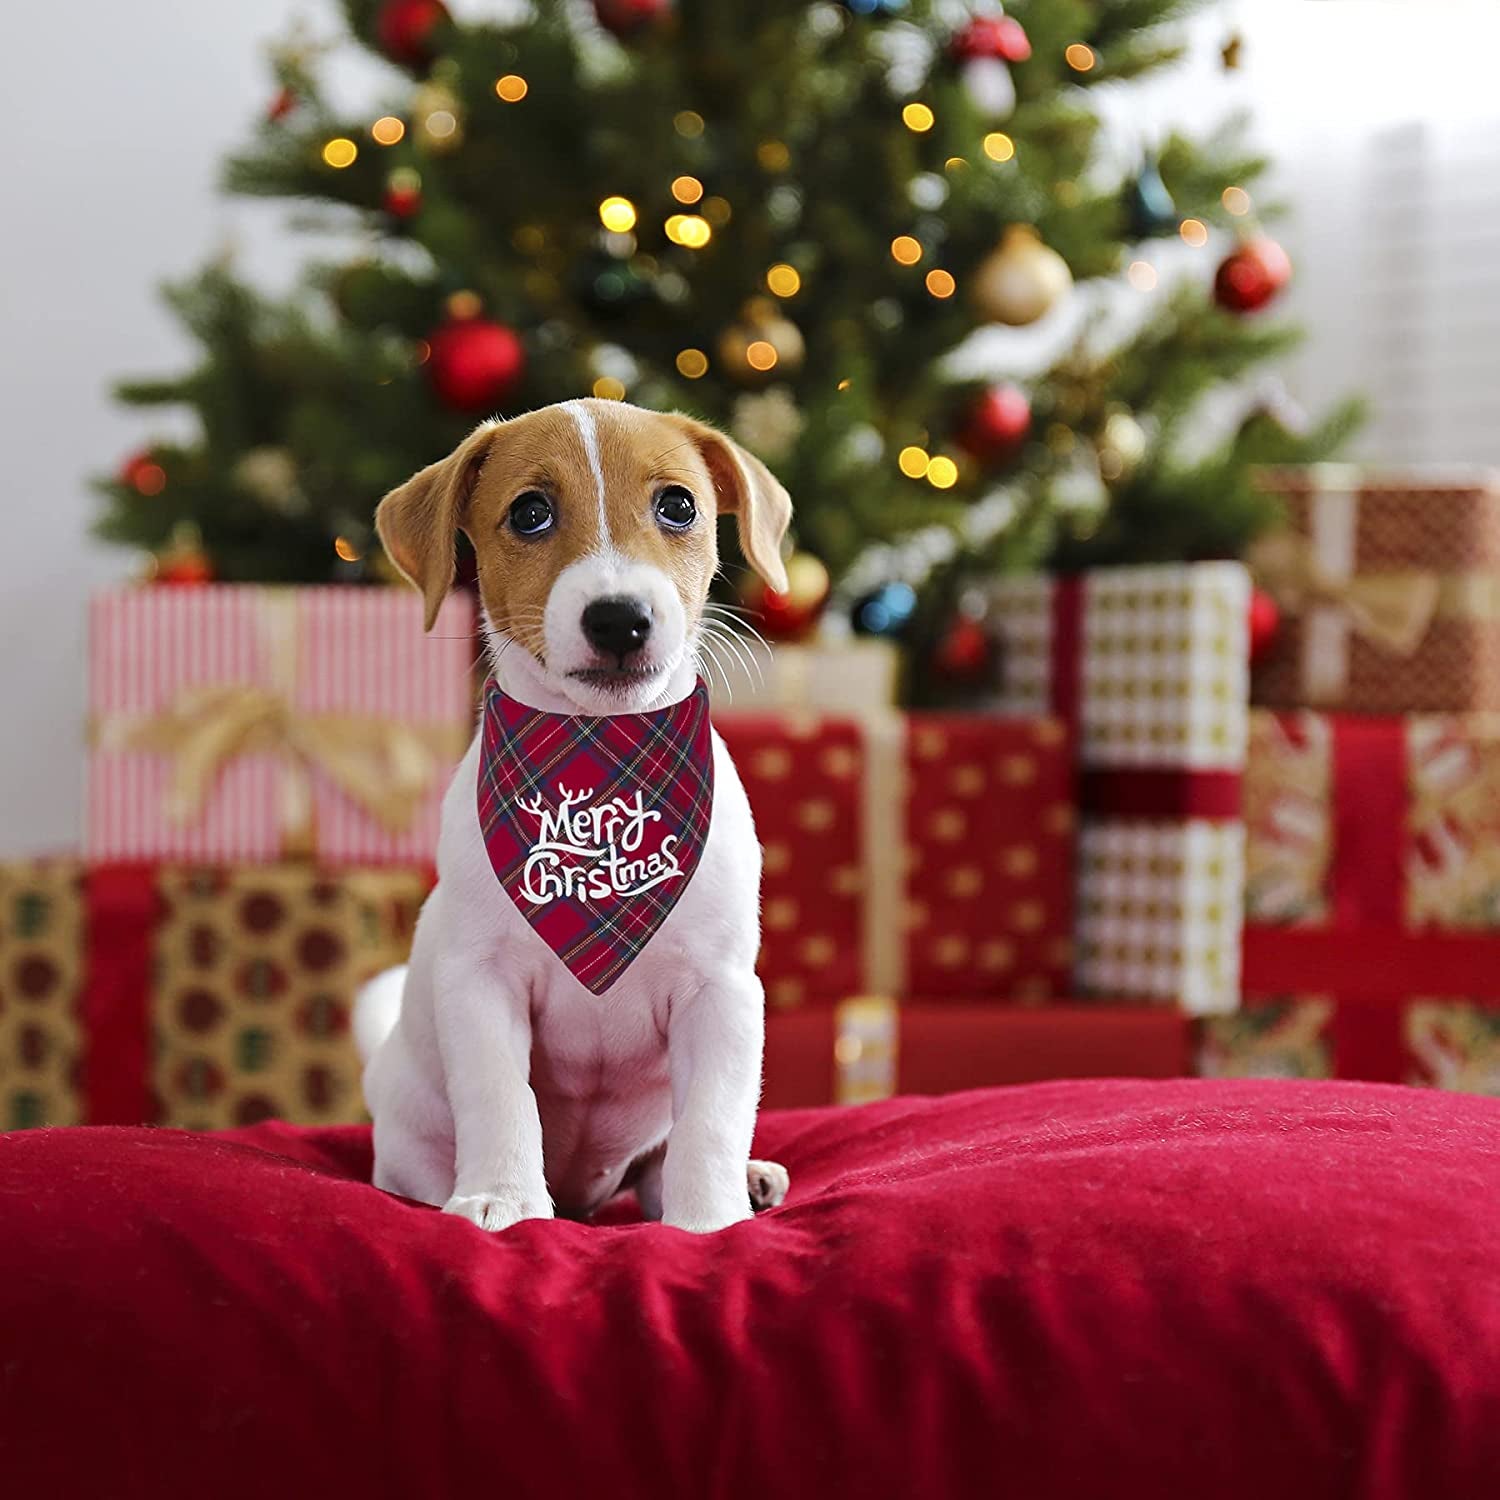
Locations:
719;559;1249;1105
0;585;473;1131
1203;466;1500;1097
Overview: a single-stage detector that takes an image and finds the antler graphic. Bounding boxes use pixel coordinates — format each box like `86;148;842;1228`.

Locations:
555;784;595;808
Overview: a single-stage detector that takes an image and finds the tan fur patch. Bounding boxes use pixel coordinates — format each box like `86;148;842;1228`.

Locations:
463;401;720;657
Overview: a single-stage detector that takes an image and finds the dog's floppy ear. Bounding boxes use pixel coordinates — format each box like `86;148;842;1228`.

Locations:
375;423;496;631
669;414;792;594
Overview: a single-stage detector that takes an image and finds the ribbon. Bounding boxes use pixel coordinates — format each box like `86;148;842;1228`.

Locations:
93;591;464;852
1243;714;1500;1069
1047;573;1241;823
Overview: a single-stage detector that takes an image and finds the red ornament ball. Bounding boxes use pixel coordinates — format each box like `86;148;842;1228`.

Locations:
383;172;423;221
157;546;215;587
950;15;1030;63
740;552;830;642
955;384;1032;466
932;616;994;683
375;0;450;68
1248;586;1281;666
1214;236;1292;314
425;317;525;412
120;449;167;497
594;0;672;37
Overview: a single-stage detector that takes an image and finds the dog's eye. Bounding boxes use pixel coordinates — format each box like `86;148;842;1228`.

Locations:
654;485;696;531
508;491;555;537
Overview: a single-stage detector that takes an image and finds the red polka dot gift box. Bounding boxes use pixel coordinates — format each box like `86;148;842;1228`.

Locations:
0;860;429;1131
714;712;1076;1008
86;586;474;866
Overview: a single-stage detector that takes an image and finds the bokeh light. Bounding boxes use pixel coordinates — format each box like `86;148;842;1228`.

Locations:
926;456;959;489
898;446;930;478
665;213;712;247
983;132;1015;162
1179;218;1209;247
1065;43;1096;71
671;175;704;204
675;348;709;379
322;138;358;168
925;268;956;298
902;103;935;133
1126;259;1159;291
592;376;626;400
599;196;638;232
495;75;528;102
1222;186;1252;216
371;116;404;145
890;235;923;265
766;263;802;297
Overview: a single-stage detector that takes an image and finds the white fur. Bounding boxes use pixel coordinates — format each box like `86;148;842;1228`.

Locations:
561;399;611;550
360;623;770;1235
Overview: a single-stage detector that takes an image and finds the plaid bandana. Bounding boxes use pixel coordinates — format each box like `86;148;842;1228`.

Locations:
477;677;714;994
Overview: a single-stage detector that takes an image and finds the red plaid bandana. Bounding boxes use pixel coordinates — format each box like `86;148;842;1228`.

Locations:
477;677;714;994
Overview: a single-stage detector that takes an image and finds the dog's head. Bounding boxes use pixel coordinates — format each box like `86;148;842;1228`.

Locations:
376;399;791;713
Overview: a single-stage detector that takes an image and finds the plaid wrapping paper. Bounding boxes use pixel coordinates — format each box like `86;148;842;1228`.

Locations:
478;678;714;995
716;712;1075;1007
87;586;475;864
987;563;1250;1015
0;862;85;1130
0;859;429;1131
1197;996;1500;1099
1252;465;1500;714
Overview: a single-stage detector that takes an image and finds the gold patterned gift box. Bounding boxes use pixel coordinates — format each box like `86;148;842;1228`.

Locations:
0;859;428;1131
986;563;1250;1015
1252;466;1500;714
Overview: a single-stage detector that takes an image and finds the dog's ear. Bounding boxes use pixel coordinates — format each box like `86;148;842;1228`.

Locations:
668;414;792;594
375;423;496;631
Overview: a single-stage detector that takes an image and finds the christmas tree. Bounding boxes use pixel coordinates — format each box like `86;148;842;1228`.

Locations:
97;0;1358;670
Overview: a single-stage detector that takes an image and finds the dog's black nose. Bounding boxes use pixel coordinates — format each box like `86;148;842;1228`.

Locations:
581;597;652;658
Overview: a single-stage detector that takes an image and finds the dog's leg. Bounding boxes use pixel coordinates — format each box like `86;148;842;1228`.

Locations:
435;957;553;1233
632;1148;787;1219
660;976;765;1233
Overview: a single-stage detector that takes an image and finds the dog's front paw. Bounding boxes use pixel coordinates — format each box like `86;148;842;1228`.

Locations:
748;1159;790;1212
443;1189;553;1233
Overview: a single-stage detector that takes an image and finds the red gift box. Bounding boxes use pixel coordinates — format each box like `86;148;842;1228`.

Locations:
715;713;1075;1006
764;998;1191;1108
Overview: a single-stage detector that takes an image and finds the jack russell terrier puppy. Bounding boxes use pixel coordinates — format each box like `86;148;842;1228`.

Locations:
357;398;792;1234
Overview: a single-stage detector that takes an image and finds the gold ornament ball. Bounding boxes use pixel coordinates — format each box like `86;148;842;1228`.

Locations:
1097;410;1148;481
972;226;1073;326
738;549;829;640
718;298;805;385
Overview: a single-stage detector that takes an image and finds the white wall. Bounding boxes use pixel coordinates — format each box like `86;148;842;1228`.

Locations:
4;1;1500;854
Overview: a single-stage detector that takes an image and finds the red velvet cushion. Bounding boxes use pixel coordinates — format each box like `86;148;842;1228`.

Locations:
3;1080;1499;1498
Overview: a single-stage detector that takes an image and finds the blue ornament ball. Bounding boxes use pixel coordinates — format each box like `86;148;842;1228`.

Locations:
842;0;907;16
852;581;918;638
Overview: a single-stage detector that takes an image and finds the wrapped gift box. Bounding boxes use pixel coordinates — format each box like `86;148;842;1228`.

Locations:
986;563;1250;1014
1243;709;1500;1064
717;712;1075;1007
1197;996;1500;1098
764;998;1191;1108
87;586;475;865
710;637;899;714
1252;466;1500;714
0;859;429;1131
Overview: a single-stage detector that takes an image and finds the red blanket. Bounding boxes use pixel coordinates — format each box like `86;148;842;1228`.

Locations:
3;1080;1499;1498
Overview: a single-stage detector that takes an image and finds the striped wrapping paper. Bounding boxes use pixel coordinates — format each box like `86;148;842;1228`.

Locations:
86;587;476;864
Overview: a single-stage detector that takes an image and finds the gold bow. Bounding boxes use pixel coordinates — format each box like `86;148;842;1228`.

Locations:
99;683;459;840
1248;531;1441;657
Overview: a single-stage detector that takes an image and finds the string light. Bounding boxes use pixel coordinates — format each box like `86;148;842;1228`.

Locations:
424;110;457;141
982;132;1015;162
701;196;732;227
599;196;638;232
837;378;852;391
322;137;358;168
925;268;956;298
890;235;923;266
495;74;528;102
1064;43;1096;71
766;263;801;297
1127;260;1158;291
671;175;704;204
592;376;626;400
945;156;968;173
674;110;705;138
746;341;778;372
676;348;709;379
1222;186;1252;216
371;116;404;145
334;536;362;562
898;446;930;478
902;102;935;133
1179;218;1208;247
926;456;959;489
665;213;711;247
757;140;791;172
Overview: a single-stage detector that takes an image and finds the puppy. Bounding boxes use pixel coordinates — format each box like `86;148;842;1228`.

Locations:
359;399;791;1233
